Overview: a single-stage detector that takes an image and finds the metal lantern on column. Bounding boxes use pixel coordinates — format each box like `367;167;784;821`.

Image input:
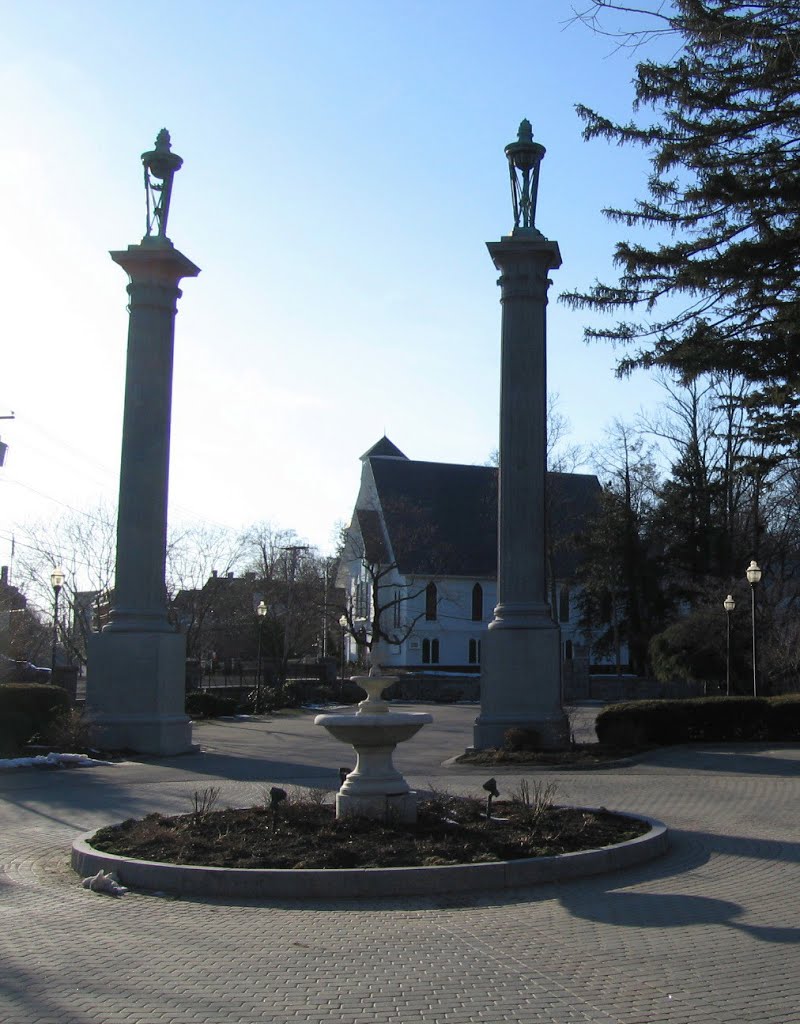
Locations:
141;129;184;241
504;119;546;235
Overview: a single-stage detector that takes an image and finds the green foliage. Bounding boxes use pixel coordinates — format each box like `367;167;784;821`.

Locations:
566;1;800;445
0;683;72;756
595;696;787;747
649;606;727;685
185;691;238;719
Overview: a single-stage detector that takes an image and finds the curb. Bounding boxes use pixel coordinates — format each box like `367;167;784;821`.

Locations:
72;810;668;901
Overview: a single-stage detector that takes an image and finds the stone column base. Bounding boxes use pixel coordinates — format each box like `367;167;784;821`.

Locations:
474;622;568;750
87;629;194;756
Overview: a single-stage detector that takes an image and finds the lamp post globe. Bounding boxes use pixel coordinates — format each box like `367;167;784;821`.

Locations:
723;594;735;697
746;561;762;586
255;600;267;713
50;567;66;675
746;561;762;697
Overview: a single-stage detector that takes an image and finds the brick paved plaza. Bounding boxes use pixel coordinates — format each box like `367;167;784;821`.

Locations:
1;704;798;1023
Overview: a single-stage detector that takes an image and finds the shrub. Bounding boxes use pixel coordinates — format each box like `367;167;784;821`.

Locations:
38;706;93;752
503;727;541;752
595;700;690;747
0;683;72;756
685;697;767;741
276;680;306;708
185;691;238;719
765;695;800;741
595;696;791;747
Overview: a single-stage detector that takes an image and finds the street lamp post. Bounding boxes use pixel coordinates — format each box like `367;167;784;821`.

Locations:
255;600;267;713
50;567;66;675
723;594;736;696
339;614;350;684
746;560;762;697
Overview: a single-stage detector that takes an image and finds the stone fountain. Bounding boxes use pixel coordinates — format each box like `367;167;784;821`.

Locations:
315;643;432;823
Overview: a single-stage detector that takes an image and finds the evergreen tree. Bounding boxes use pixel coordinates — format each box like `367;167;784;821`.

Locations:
566;1;800;445
577;421;664;674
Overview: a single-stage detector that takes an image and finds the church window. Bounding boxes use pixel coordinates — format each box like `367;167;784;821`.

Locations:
425;582;438;621
471;583;483;622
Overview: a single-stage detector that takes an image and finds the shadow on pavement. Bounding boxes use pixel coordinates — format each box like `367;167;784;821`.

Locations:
554;826;800;944
643;744;800;776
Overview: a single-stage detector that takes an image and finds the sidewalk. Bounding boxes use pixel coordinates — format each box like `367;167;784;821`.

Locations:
1;703;798;1023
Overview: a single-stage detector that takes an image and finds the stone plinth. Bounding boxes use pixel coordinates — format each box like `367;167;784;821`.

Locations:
88;630;193;755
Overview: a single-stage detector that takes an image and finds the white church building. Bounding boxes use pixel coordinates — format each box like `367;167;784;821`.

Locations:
339;438;610;678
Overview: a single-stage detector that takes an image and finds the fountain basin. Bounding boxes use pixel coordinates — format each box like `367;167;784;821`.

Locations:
315;709;432;823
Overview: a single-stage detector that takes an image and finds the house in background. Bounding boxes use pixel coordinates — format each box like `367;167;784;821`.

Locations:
339;438;615;687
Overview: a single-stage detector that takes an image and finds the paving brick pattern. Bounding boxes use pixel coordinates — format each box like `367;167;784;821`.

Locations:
1;706;798;1023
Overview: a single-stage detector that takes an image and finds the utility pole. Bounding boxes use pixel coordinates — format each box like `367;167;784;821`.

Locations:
0;412;14;468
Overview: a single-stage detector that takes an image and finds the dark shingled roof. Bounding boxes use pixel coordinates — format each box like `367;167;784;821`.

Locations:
365;457;601;579
355;508;391;564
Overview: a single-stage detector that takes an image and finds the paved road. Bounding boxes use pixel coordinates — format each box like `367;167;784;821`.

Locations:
1;703;798;1024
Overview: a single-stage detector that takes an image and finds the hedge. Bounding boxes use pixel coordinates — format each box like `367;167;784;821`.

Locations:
595;695;800;747
0;683;72;755
185;691;238;719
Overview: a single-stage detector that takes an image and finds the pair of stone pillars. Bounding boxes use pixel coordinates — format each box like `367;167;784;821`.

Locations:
87;132;198;755
87;122;564;755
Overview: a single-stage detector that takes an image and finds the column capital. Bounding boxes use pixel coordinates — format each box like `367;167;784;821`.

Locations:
487;235;562;272
110;239;201;286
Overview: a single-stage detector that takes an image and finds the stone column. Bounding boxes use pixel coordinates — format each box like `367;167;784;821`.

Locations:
474;121;568;750
87;205;200;753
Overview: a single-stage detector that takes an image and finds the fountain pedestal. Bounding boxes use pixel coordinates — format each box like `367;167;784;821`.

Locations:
315;675;432;823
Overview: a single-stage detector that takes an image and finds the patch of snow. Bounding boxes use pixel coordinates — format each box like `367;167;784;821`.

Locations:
81;870;128;896
0;752;115;770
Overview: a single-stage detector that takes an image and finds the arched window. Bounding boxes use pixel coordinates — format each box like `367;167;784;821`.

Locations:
564;639;573;660
431;638;440;664
469;638;481;664
425;582;438;621
422;638;431;664
471;583;483;622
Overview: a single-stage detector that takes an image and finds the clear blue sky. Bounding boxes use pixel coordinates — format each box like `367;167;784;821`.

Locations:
0;0;669;577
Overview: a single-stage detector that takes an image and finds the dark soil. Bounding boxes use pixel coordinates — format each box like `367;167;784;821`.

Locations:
90;791;649;870
456;743;646;768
